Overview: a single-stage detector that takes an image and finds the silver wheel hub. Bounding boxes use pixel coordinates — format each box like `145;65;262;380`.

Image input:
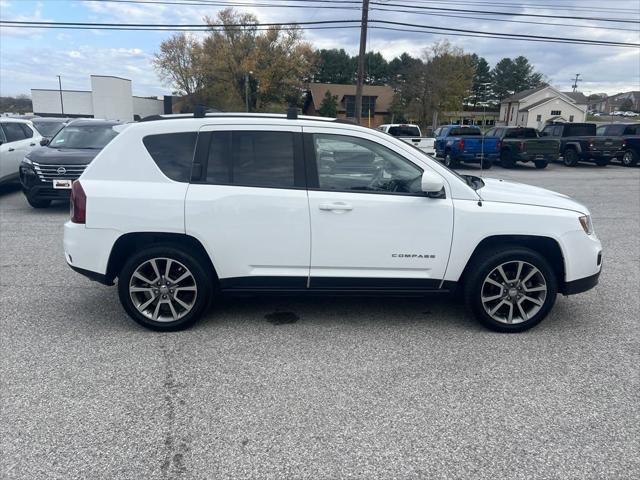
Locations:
129;258;197;323
480;260;547;324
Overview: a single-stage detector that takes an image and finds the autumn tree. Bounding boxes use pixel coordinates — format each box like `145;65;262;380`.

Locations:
153;33;205;100
154;8;315;112
399;41;474;127
318;90;338;117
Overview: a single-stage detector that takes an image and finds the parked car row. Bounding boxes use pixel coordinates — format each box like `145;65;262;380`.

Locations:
428;122;638;169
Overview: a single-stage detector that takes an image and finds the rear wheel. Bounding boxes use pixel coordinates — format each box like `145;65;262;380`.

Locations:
26;196;51;209
622;149;638;167
500;149;515;168
534;160;548;169
464;247;558;332
563;149;579;167
444;152;458;168
117;245;214;331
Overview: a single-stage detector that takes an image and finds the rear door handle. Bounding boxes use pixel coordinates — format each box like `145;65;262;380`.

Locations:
30;143;36;146
8;148;15;152
319;202;353;212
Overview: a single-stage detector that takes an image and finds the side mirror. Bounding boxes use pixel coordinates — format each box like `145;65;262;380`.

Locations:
40;138;50;146
421;170;445;197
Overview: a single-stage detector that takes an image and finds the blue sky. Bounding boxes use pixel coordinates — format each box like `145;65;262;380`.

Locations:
1;0;639;98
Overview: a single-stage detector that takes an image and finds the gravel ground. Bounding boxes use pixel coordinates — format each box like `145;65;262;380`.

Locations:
1;161;639;479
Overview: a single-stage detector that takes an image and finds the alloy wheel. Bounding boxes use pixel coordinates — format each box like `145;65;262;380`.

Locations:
129;257;198;322
480;260;547;324
622;151;634;166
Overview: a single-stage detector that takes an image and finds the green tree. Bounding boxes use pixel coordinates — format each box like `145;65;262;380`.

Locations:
363;51;389;85
468;54;494;108
318;90;338;117
313;48;355;84
491;56;544;100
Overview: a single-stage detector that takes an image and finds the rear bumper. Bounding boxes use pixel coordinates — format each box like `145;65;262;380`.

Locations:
64;221;120;283
68;264;113;286
516;153;556;162
561;271;600;295
456;152;499;163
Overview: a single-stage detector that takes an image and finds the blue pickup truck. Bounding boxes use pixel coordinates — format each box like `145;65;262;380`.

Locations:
434;125;500;168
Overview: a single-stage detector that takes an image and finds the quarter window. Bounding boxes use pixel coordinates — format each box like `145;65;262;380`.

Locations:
206;131;296;188
143;132;197;182
1;123;27;143
20;124;34;138
312;134;423;195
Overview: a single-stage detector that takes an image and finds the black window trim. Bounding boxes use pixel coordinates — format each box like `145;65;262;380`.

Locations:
192;129;307;190
302;132;429;198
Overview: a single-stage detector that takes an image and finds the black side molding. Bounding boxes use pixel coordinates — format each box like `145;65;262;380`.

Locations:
561;271;600;295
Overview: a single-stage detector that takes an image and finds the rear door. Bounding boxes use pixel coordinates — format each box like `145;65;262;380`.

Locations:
184;124;311;290
0;122;34;181
303;127;454;290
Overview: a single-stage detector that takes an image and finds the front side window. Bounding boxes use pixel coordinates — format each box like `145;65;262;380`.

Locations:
1;123;27;143
143;132;197;182
50;125;118;149
206;131;295;188
312;134;423;195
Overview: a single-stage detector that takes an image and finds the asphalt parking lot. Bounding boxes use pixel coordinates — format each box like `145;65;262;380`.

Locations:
1;161;639;480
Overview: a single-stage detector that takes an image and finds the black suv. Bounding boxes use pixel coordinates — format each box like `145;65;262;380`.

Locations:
20;119;120;208
540;122;623;167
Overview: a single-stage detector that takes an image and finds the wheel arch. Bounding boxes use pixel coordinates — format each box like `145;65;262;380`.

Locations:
106;232;218;283
458;234;566;289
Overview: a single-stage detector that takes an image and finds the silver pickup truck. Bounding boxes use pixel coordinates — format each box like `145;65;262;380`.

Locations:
378;124;435;156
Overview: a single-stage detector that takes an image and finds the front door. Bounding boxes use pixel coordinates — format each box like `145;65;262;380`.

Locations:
185;125;310;290
303;128;454;291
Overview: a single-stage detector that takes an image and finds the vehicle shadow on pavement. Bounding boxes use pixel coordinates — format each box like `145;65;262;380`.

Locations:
0;183;21;197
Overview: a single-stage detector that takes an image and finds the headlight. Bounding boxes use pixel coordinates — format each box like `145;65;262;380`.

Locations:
579;215;594;235
22;157;33;166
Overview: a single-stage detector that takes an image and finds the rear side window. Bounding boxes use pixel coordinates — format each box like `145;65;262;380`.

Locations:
20;124;34;138
206;131;295;188
624;125;639;135
565;124;596;136
387;126;420;137
143;132;197;182
1;123;27;142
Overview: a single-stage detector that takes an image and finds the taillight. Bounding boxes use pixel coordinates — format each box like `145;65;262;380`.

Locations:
70;180;86;224
458;138;465;149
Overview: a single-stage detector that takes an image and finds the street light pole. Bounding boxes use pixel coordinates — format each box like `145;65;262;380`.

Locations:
57;75;65;116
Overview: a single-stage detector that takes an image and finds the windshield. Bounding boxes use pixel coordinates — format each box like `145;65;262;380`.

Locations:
32;120;67;137
50;124;118;149
388;126;421;137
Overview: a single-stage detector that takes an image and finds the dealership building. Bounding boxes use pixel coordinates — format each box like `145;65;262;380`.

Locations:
31;75;172;121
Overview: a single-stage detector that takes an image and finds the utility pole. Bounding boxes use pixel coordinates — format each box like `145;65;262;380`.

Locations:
57;75;64;116
354;0;369;123
571;73;582;93
245;71;252;112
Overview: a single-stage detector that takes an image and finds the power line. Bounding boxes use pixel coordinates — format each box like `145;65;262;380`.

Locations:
81;0;640;23
2;19;638;48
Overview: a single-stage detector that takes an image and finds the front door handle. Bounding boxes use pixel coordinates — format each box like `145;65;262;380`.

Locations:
8;147;15;152
30;143;36;146
319;202;353;212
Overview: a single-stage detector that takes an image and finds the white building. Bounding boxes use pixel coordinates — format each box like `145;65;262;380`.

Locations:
498;85;588;129
31;75;167;121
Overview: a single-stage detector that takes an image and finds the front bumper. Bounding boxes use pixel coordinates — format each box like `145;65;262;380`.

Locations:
561;271;600;295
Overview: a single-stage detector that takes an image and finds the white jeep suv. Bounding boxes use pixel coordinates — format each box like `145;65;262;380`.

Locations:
63;113;602;332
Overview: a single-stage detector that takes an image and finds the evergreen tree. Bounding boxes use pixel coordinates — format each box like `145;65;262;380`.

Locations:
318;90;338;117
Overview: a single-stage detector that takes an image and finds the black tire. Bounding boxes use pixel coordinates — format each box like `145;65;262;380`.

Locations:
117;245;214;331
563;148;579;167
534;160;548;169
463;246;558;333
444;152;459;168
26;196;51;208
595;157;609;167
500;149;515;168
621;149;638;167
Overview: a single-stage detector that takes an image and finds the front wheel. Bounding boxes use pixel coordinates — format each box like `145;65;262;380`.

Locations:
464;247;558;332
622;149;638;167
26;196;51;209
117;245;214;331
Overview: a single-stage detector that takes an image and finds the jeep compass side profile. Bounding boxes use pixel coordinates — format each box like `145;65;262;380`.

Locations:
64;113;602;332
